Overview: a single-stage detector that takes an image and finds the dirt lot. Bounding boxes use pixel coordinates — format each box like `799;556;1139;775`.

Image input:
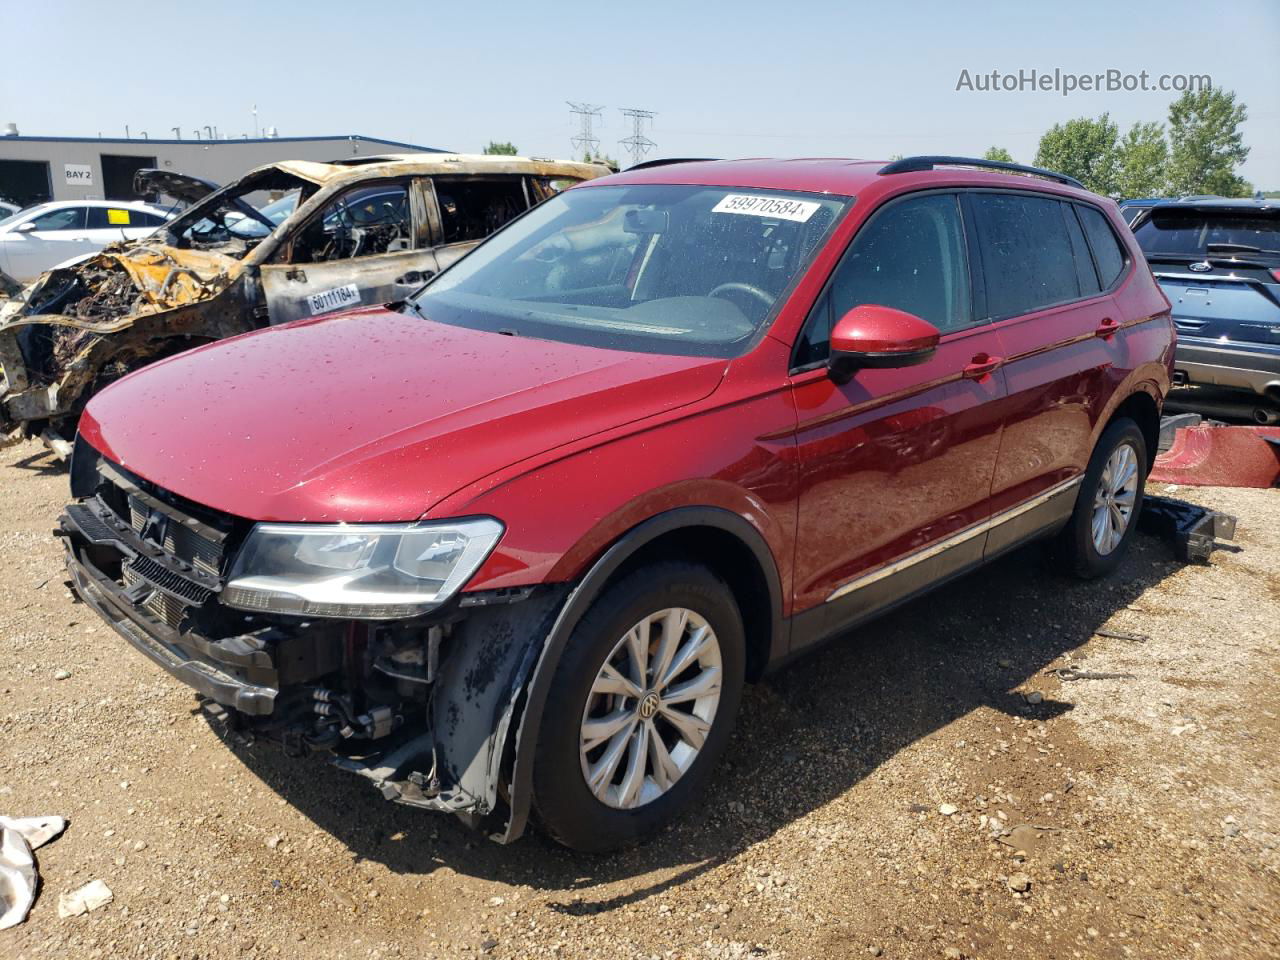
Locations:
1;437;1277;960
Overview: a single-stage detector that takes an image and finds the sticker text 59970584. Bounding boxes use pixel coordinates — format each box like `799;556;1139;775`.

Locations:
711;194;821;223
307;284;362;316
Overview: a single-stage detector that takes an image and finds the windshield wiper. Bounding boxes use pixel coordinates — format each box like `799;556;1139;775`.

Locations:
1206;242;1280;255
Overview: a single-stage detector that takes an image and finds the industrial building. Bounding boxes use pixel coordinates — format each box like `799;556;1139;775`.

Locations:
0;131;447;208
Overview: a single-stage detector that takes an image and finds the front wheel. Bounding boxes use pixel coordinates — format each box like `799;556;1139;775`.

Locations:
532;562;745;852
1047;416;1148;579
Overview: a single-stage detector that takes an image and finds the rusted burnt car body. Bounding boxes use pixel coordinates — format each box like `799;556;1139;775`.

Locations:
0;154;608;455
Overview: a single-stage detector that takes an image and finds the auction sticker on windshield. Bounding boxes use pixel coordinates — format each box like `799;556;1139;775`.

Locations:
712;194;820;222
307;284;361;316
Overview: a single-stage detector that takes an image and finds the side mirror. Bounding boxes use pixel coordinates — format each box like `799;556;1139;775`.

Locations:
828;304;940;384
15;221;37;234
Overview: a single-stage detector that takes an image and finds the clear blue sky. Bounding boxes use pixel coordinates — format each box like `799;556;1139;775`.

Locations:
2;0;1277;186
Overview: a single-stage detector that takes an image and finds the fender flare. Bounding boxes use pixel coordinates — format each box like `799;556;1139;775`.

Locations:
496;505;784;842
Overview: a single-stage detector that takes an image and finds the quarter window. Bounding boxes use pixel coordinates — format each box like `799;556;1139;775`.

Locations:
972;193;1079;318
1061;203;1101;297
795;193;970;367
1076;205;1127;288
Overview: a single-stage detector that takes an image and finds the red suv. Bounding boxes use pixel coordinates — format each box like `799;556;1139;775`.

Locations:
60;156;1173;851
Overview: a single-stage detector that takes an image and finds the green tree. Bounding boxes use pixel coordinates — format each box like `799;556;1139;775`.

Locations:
1034;114;1120;195
1166;87;1250;197
1115;122;1169;198
483;140;518;156
983;147;1014;163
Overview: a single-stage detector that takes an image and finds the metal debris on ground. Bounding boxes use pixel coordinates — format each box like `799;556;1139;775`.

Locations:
0;815;67;929
1093;629;1149;643
1139;495;1238;564
1049;667;1136;682
57;879;114;918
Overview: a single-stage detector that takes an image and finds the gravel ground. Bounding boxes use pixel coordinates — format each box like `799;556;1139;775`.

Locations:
1;437;1277;960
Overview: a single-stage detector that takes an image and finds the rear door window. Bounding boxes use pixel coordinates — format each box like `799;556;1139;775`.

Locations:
87;207;142;228
1076;205;1127;288
971;193;1079;318
433;177;529;245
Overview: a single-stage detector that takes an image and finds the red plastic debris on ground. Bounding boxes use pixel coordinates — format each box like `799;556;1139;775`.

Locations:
1151;425;1280;488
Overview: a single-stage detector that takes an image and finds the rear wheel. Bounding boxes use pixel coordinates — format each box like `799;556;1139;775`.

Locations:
532;562;744;852
1048;417;1147;579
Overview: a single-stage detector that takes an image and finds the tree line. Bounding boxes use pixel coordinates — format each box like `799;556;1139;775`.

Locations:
983;86;1253;198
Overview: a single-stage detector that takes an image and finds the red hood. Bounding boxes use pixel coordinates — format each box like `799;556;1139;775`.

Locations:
80;305;727;522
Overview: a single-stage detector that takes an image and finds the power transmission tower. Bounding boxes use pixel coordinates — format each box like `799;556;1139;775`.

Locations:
619;108;657;167
567;102;604;160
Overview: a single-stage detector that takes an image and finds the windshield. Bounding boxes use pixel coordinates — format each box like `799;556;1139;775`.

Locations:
224;192;301;239
164;169;317;259
411;184;848;357
1134;210;1280;257
0;204;41;229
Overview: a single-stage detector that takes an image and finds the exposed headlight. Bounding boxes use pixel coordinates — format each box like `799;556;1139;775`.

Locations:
221;518;504;619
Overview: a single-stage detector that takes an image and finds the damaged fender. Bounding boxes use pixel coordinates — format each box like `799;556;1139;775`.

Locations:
495;507;784;843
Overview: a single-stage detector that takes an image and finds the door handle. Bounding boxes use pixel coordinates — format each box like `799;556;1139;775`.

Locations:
285;267;307;282
1094;317;1120;339
962;353;1004;380
394;270;434;285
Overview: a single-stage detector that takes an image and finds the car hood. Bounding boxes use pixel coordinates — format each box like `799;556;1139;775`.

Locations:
79;305;728;522
133;168;219;205
0;244;241;328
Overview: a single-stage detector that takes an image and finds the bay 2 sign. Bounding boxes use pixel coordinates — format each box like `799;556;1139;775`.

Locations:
64;164;94;187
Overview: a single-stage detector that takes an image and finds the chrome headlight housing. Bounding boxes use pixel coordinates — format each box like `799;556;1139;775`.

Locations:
221;518;504;619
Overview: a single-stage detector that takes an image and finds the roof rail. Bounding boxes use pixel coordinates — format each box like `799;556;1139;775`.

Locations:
878;155;1085;190
625;157;721;172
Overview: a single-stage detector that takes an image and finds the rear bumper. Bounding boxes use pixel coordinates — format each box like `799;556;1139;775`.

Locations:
1174;337;1280;399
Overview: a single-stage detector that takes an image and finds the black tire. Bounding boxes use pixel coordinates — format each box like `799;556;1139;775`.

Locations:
1047;417;1148;579
532;561;745;852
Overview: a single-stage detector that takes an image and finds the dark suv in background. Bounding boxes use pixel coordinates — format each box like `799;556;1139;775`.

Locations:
61;156;1172;850
1131;197;1280;422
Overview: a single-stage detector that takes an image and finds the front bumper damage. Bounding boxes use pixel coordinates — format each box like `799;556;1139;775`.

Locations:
59;450;567;840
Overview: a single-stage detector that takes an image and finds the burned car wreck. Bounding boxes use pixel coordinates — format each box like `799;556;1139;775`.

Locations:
0;154;607;455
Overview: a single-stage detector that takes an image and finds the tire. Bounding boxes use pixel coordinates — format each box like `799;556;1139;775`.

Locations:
1047;417;1148;579
532;561;745;852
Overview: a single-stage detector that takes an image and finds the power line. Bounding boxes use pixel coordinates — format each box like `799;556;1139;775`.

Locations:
567;101;604;159
619;108;657;167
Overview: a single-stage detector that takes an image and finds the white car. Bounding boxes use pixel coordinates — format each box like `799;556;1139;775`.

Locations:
0;201;19;220
0;200;172;287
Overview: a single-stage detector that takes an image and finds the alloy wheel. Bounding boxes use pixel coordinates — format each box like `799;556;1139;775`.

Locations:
1092;442;1139;555
579;607;723;809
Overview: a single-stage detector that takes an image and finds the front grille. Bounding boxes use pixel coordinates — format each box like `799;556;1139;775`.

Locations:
127;553;214;605
128;494;223;576
122;568;187;628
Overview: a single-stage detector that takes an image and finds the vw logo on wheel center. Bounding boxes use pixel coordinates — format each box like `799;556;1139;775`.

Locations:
638;692;660;720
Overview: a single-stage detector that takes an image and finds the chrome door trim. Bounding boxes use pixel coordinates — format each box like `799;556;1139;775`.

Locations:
825;475;1084;603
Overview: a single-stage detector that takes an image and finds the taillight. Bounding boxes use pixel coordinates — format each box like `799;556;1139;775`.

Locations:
1271;268;1280;283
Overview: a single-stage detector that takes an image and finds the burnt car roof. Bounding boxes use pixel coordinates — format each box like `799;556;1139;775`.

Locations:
266;154;610;187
